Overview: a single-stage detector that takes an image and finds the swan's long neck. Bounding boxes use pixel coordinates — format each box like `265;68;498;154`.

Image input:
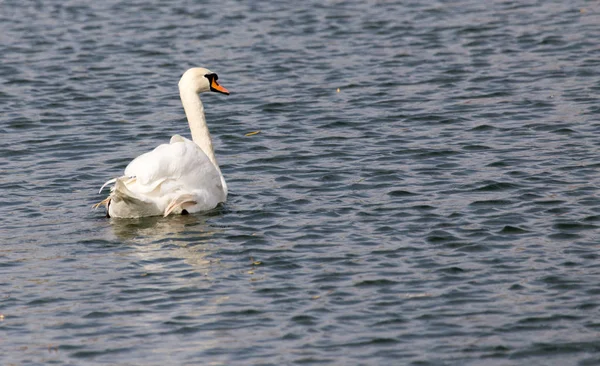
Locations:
179;88;220;169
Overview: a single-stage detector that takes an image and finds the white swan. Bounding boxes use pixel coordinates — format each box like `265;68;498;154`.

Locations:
94;67;230;218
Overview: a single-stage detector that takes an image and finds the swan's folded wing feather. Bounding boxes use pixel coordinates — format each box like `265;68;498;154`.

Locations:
169;134;186;144
123;137;224;199
164;194;198;217
125;139;211;181
99;178;117;193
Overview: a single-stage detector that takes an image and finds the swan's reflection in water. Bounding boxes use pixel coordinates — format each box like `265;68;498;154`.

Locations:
109;211;225;274
107;212;237;354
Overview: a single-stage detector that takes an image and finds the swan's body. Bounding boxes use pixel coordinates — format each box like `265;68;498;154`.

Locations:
95;67;230;218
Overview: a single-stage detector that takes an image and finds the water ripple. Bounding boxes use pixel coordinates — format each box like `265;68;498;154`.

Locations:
2;0;600;365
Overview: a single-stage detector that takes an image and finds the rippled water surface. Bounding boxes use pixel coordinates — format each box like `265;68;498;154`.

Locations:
2;0;600;364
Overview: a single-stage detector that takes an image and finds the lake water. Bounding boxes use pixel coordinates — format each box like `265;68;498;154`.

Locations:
2;0;600;365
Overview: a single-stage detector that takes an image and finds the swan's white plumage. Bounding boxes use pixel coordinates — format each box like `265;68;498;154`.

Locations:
96;67;229;218
103;135;226;217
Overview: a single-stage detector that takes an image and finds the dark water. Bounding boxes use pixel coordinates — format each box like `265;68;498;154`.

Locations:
2;0;600;364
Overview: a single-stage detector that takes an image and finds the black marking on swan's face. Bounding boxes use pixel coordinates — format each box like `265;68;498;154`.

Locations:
205;73;230;95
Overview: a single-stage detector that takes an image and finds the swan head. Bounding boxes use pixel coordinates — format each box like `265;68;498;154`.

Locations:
179;67;229;95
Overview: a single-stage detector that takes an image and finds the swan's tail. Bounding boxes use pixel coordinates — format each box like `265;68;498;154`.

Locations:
94;177;160;218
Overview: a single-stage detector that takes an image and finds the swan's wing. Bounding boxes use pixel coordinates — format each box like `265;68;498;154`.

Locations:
125;137;220;186
123;136;226;207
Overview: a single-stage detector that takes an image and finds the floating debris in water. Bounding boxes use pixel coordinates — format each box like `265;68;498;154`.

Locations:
245;130;260;136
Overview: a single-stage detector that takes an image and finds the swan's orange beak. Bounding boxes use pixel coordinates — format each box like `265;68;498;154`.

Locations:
210;79;230;95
